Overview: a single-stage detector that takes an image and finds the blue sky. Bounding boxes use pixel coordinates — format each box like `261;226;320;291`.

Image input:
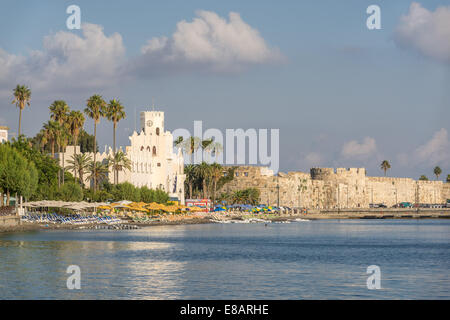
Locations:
0;0;449;179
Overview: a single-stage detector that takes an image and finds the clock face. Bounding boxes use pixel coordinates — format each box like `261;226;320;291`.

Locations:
146;120;153;127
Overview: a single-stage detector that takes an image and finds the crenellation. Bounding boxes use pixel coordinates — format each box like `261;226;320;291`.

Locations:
220;165;449;208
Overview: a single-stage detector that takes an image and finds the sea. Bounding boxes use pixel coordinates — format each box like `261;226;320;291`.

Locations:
0;219;449;299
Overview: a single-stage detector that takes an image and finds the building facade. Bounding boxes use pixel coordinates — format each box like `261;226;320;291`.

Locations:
0;126;8;143
61;110;186;204
221;166;450;208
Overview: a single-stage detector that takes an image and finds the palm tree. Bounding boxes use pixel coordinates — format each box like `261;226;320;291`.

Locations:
177;136;201;164
43;120;59;158
174;136;184;149
11;85;31;136
107;150;131;184
67;153;92;186
86;161;109;191
53;122;70;187
380;160;391;177
84;94;107;192
433;166;442;180
67;111;85;181
49;100;70;185
49;100;70;125
184;164;196;199
210;163;223;206
197;162;211;199
60;123;71;185
105;99;126;184
37;129;48;153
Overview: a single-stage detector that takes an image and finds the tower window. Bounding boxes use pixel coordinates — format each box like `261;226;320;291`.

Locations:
140;146;144;151
156;128;160;136
153;146;157;156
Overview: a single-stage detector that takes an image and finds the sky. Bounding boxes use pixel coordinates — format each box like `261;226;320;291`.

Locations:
0;0;449;179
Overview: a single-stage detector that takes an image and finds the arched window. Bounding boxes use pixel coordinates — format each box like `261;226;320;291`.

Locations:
140;146;144;151
153;146;157;156
146;146;150;152
156;128;160;136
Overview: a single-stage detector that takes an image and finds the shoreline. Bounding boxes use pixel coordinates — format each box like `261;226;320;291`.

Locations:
1;211;449;234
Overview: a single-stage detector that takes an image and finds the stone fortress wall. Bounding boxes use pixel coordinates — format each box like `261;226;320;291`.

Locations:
221;166;450;209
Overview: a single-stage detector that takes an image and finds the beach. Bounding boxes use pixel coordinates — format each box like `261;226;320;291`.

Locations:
2;207;449;234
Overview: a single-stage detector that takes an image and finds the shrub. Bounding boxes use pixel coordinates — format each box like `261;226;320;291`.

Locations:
58;182;83;202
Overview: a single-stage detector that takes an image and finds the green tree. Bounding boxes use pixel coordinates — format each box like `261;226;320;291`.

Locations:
77;129;98;153
58;182;83;202
105;98;126;184
140;186;155;203
154;189;169;204
111;182;140;202
419;175;429;181
0;144;38;205
446;174;450;183
86;161;109;191
380;160;391;177
11;85;31;136
433;166;442;180
67;153;91;186
84;94;107;192
184;164;196;199
43;120;59;158
107;150;131;184
7;136;60;200
197;162;211;199
209;163;223;206
67;110;85;181
49;100;69;125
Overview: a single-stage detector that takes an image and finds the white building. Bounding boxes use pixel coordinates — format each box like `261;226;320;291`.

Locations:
0;126;8;143
60;110;185;204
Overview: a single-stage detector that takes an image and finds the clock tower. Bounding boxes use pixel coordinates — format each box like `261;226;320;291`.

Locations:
140;111;164;135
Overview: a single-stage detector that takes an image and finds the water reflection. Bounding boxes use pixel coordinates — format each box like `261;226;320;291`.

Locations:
0;220;449;299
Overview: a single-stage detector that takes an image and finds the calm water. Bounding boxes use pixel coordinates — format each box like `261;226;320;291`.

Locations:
0;219;449;299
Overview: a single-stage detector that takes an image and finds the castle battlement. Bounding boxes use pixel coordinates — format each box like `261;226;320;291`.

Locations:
221;165;450;208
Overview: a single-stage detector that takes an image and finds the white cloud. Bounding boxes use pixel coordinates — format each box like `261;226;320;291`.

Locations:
134;10;283;74
341;137;377;160
415;128;450;165
395;2;450;63
0;23;126;97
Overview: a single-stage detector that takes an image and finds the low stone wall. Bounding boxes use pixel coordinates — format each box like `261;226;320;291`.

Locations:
0;215;20;227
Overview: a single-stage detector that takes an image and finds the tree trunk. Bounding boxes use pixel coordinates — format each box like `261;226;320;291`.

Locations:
0;192;4;207
189;183;193;200
73;141;77;181
203;179;207;199
113;122;117;184
62;147;65;185
51;141;55;158
93;123;97;192
58;145;61;188
6;190;10;206
18;107;22;136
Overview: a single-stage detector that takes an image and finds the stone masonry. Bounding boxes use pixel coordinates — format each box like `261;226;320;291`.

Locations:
221;166;450;208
